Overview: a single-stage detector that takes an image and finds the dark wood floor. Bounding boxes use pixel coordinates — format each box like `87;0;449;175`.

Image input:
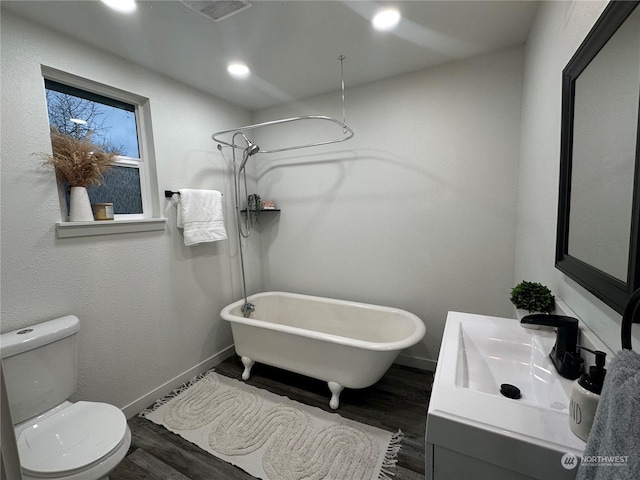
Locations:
111;355;433;480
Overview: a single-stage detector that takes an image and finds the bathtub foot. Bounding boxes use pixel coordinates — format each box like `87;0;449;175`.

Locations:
328;381;344;410
241;356;254;381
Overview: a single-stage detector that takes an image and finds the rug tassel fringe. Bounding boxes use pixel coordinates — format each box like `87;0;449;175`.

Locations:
138;369;214;418
378;429;404;480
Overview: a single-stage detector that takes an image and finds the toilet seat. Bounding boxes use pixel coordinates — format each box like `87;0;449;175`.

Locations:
17;401;128;478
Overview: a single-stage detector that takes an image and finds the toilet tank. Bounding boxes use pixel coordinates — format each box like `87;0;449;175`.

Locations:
0;315;80;424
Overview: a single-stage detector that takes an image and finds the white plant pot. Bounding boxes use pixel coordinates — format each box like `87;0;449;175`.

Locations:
69;186;94;222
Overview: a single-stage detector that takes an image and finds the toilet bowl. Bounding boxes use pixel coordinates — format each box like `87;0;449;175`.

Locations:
15;401;131;480
0;316;131;479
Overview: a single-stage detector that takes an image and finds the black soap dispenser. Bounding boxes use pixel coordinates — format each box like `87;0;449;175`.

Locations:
569;347;607;441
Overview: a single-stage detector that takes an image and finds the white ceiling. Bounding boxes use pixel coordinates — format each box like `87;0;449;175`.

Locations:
2;0;539;111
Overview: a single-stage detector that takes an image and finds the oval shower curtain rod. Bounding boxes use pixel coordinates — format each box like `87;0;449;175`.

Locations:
211;55;354;154
212;115;354;154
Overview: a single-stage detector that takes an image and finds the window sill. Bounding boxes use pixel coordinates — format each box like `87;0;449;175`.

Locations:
56;218;166;238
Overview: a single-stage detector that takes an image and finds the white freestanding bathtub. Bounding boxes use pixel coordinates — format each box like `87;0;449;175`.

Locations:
220;291;426;409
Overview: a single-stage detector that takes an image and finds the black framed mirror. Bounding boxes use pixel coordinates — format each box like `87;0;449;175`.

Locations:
556;0;640;314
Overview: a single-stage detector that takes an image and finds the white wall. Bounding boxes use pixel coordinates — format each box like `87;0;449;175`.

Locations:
251;47;524;365
0;10;257;415
516;0;640;352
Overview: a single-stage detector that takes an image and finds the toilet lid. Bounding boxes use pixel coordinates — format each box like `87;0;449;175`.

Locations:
17;401;127;477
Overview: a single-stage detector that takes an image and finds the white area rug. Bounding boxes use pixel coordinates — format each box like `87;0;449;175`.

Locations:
142;371;402;480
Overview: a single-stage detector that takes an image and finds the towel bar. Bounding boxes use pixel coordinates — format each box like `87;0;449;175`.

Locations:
165;190;223;198
621;288;640;350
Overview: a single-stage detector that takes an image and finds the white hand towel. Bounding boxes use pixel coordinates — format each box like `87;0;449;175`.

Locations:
176;189;227;246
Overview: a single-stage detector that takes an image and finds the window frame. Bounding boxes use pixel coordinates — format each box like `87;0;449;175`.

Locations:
42;67;164;236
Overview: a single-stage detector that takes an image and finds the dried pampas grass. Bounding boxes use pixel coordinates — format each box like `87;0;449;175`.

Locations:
41;128;118;187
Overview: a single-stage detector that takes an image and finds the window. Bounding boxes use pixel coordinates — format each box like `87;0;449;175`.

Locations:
44;78;149;220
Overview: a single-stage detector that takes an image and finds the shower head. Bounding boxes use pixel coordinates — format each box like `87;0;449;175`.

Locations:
246;142;260;156
238;134;260;171
241;132;259;154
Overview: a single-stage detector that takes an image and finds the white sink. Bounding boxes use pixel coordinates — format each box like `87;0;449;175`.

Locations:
455;317;572;412
426;311;589;480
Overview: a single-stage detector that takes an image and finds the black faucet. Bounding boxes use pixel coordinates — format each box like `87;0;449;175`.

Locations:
520;314;584;379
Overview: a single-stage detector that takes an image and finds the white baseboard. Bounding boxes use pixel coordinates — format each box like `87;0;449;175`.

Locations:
394;354;437;372
121;345;236;418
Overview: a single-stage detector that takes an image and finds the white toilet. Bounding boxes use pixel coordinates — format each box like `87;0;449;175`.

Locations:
1;315;131;480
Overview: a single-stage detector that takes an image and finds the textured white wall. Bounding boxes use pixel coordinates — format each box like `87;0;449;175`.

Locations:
251;47;524;365
516;1;640;352
0;11;256;412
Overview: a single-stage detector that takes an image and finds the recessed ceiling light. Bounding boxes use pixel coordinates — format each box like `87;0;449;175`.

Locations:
101;0;137;14
227;63;250;78
372;8;401;31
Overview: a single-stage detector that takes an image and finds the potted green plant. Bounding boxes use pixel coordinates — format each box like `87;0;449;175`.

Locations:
41;128;118;221
510;280;555;317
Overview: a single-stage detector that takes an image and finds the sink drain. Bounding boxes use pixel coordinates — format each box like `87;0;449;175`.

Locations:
500;383;521;399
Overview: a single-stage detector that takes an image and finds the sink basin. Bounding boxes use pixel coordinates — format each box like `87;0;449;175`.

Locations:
426;311;588;480
455;317;572;411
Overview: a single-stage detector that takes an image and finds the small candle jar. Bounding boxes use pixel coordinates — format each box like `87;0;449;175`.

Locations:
92;203;114;221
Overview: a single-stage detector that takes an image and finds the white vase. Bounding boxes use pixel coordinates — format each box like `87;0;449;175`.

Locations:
69;186;94;222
